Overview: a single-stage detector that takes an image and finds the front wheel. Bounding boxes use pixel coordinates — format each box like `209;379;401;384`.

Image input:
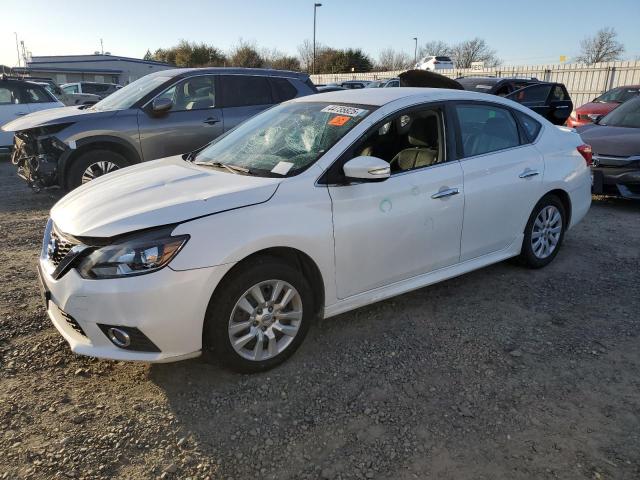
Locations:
204;257;314;373
519;195;566;268
66;149;130;190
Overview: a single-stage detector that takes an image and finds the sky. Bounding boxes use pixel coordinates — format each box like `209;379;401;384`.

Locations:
2;0;640;68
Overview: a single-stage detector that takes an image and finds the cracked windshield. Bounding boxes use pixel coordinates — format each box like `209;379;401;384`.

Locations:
194;102;373;176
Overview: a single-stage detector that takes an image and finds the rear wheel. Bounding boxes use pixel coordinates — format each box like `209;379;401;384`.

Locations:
520;195;566;268
204;257;314;373
66;149;130;190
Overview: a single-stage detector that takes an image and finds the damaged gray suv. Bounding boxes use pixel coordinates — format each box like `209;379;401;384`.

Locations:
3;68;316;190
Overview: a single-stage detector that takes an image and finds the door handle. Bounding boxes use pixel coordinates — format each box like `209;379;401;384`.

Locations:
519;169;540;179
431;187;460;199
203;117;220;125
16;112;28;116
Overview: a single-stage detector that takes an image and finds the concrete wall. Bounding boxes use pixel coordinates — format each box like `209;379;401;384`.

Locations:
311;60;640;108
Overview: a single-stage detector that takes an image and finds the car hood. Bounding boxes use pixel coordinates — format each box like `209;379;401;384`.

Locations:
576;102;617;115
0;105;116;132
577;124;640;156
51;156;282;238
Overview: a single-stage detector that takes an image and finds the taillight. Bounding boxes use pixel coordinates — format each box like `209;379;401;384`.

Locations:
577;144;593;166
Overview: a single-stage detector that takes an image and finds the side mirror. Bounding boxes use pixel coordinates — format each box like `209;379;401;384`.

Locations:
151;97;173;115
343;156;390;182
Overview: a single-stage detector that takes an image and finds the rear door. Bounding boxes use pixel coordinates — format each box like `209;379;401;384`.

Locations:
507;83;572;125
219;75;275;132
453;102;544;260
138;75;224;160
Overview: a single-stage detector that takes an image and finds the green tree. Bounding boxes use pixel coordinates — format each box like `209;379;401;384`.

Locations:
229;41;264;68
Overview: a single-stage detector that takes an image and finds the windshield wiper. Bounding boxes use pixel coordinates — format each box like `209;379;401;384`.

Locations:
194;161;252;175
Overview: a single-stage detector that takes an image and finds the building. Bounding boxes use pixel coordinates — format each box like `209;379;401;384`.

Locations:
22;54;174;85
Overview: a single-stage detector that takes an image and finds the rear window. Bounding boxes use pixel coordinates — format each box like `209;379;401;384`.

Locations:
514;110;542;141
270;78;298;102
457;78;497;92
220;75;273;107
435;56;452;62
82;83;112;94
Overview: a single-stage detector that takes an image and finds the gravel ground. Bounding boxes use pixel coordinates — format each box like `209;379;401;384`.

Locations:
1;159;639;480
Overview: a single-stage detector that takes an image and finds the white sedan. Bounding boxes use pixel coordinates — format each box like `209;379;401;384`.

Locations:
38;88;592;372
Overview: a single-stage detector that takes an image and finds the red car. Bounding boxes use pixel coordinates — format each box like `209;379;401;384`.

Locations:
567;85;640;128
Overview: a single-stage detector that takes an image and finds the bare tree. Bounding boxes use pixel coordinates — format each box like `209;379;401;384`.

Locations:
417;41;451;60
261;48;301;71
297;39;328;72
377;48;412;71
450;38;500;68
575;27;625;64
229;39;264;68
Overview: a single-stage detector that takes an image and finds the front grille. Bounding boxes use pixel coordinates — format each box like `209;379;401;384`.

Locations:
59;308;87;338
47;228;78;267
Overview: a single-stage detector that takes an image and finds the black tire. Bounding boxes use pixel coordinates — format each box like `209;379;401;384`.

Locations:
66;149;130;190
519;194;566;269
203;256;314;373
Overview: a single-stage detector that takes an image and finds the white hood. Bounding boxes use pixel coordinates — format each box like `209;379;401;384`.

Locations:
51;156;281;238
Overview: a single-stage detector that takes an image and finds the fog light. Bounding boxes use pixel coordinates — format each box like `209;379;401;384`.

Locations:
107;327;131;348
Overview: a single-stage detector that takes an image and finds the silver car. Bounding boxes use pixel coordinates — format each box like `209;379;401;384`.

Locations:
3;68;316;190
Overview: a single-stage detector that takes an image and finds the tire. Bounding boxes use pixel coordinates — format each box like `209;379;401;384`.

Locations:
66;149;130;190
519;194;566;268
204;256;314;373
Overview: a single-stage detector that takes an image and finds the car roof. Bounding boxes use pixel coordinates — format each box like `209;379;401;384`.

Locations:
148;67;310;80
291;87;513;107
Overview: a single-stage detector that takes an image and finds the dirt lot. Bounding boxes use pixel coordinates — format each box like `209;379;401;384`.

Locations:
0;159;639;480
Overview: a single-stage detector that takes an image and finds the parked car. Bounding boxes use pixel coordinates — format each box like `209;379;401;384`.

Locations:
457;77;573;125
577;96;640;199
415;55;454;71
567;85;640;128
61;82;122;99
0;76;63;156
32;81;100;106
339;80;372;89
37;88;591;372
382;78;400;88
3;68;316;190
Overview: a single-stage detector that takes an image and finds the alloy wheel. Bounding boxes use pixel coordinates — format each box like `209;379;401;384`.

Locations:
531;205;562;259
81;161;120;184
228;279;303;362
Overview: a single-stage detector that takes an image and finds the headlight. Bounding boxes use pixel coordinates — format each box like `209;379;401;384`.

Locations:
77;232;189;279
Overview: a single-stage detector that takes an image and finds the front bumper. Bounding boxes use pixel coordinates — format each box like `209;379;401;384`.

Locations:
40;258;234;362
592;167;640;199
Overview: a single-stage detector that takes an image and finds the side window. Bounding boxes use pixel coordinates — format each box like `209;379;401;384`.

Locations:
515;110;542;142
353;107;445;174
23;85;54;103
220;75;273;107
63;85;79;94
0;86;19;104
156;76;216;111
550;85;568;102
509;84;552;104
270;78;297;102
455;104;520;157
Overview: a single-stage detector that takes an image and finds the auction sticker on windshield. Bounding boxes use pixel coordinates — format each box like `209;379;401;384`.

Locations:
321;105;368;117
328;115;351;126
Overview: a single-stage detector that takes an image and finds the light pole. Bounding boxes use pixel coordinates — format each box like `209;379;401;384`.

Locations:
313;3;322;75
413;37;418;66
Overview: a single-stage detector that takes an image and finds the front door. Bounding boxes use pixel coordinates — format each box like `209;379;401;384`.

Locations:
138;75;224;160
328;105;464;299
